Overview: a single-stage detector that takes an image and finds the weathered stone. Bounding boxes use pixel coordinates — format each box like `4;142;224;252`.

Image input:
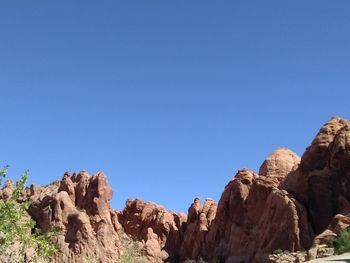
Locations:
259;148;300;182
4;117;350;263
118;198;185;263
27;171;120;263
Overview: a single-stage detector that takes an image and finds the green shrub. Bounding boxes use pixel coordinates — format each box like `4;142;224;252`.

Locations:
117;237;148;263
331;227;350;255
273;249;283;255
197;258;207;263
0;165;58;262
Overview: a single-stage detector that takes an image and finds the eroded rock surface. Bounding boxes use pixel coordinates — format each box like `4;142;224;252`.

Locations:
179;197;217;261
298;117;350;234
118;198;187;263
259;148;300;182
3;117;350;263
201;167;312;263
27;171;120;263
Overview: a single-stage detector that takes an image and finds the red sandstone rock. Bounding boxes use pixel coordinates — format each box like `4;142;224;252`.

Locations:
307;214;350;260
297;118;350;234
0;179;15;200
118;198;186;263
199;167;312;263
27;171;120;263
179;197;217;261
3;117;350;263
301;117;348;173
259;147;300;182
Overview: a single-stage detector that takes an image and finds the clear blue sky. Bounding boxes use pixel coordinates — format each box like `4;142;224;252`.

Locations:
1;1;349;212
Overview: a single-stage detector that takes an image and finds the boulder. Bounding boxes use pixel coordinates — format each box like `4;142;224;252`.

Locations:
259;148;300;182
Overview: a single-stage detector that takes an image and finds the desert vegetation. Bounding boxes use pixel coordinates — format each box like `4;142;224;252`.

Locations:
0;165;58;262
84;237;149;263
117;237;148;263
330;228;350;255
3;118;350;263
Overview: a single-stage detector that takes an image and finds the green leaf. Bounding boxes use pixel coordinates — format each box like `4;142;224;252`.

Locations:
0;166;59;262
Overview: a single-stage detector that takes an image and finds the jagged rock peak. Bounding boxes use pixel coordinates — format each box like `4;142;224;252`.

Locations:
27;170;120;263
300;117;350;173
118;198;187;263
3;117;350;263
234;168;258;184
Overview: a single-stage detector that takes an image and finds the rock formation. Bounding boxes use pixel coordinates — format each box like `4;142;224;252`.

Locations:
179;197;217;261
26;171;120;263
259;148;301;182
2;117;350;262
199;166;312;262
118;198;186;263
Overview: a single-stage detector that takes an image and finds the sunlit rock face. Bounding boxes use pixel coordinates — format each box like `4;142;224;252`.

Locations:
259;147;300;182
3;117;350;263
27;171;120;263
198;167;312;263
175;117;350;262
179;197;217;261
117;198;187;263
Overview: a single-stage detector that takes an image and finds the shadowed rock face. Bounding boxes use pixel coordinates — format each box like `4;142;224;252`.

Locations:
2;117;350;263
298;117;350;234
118;198;186;263
200;168;313;263
26;171;120;263
179;197;217;261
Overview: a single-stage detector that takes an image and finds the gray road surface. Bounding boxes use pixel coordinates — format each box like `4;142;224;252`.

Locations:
306;253;350;262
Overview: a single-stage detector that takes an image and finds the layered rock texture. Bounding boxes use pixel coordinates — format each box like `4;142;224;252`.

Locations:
27;171;120;262
2;117;350;262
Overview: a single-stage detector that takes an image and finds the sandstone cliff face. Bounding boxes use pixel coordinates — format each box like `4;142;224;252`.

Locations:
2;117;350;263
291;117;350;234
200;162;312;262
259;148;301;182
179;197;217;261
118;198;186;263
27;171;120;263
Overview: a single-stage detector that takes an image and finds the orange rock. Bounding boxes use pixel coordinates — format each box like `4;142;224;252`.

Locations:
118;198;185;262
3;117;350;263
27;171;119;263
259;147;300;182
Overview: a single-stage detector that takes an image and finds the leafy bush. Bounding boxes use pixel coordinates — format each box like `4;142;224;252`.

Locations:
330;227;350;255
0;165;58;262
117;237;148;263
273;249;283;255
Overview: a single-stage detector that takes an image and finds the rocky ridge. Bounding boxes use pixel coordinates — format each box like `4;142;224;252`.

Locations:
2;117;350;262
